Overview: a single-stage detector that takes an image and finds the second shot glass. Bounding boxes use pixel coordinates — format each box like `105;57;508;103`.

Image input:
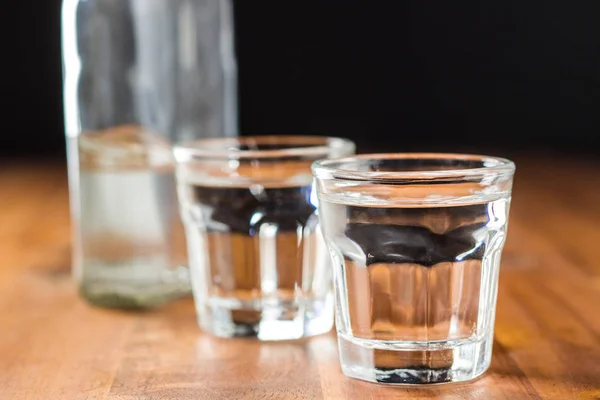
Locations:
175;136;355;340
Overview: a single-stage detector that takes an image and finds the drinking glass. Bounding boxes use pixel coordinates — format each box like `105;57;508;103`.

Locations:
175;136;355;340
312;153;515;384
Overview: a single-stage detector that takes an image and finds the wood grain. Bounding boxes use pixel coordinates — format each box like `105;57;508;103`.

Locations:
0;156;599;399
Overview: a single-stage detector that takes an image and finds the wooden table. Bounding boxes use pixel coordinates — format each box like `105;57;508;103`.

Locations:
1;156;599;399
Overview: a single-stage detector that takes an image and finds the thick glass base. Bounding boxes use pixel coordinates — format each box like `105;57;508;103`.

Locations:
196;295;334;341
79;260;191;309
337;333;493;385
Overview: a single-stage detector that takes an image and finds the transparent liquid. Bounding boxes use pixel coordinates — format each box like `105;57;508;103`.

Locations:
319;195;509;383
68;127;191;308
179;181;333;340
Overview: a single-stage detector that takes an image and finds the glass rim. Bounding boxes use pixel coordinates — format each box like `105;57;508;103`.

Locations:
312;153;516;181
174;135;355;161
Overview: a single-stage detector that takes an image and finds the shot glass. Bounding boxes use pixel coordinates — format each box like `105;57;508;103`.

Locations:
312;153;515;384
175;136;355;340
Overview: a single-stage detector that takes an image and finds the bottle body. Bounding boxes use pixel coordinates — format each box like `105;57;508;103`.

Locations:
62;0;237;308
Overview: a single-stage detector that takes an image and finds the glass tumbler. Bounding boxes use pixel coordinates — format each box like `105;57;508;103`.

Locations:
175;136;355;340
312;154;515;384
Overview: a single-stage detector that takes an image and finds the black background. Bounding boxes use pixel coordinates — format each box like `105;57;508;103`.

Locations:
3;1;600;158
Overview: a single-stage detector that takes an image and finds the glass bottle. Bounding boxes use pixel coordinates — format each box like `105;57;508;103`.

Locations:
61;0;237;308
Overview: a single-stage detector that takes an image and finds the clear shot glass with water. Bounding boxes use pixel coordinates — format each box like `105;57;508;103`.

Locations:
312;153;515;384
174;136;355;340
